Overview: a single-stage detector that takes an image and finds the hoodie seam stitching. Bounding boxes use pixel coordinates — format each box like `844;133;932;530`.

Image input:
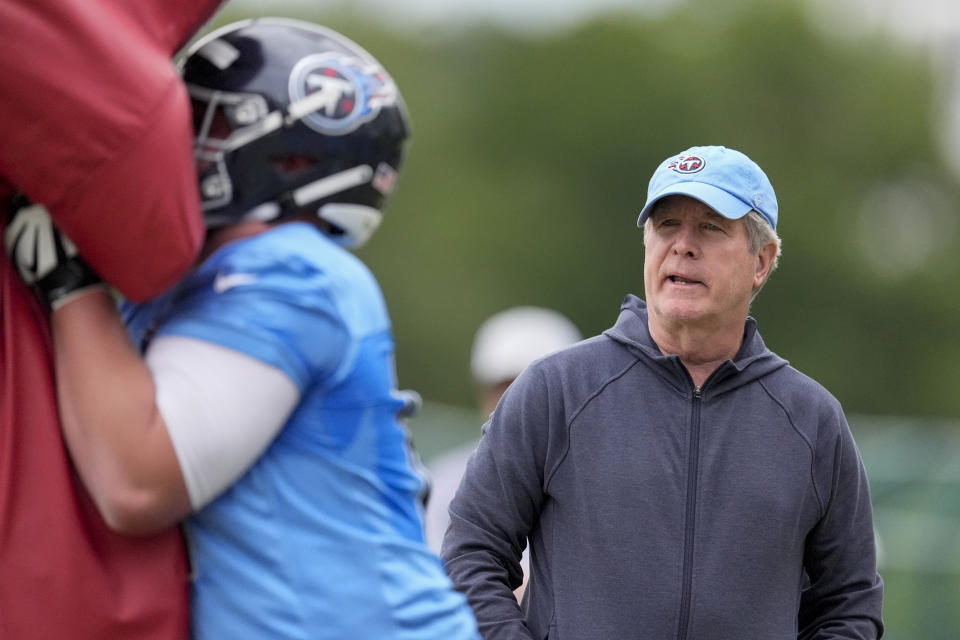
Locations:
543;354;645;492
756;376;825;517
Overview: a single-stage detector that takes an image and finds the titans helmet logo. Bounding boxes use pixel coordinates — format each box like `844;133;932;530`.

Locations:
288;52;398;135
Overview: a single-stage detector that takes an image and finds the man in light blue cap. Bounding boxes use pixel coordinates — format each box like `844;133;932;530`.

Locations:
443;144;884;639
637;145;782;322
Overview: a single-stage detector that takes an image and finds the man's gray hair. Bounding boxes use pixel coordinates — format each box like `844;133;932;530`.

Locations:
742;210;781;300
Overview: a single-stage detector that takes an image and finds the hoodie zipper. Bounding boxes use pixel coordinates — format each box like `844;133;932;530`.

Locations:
676;385;702;640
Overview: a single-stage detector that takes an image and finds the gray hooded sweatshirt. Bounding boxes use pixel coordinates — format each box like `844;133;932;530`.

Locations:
441;295;883;640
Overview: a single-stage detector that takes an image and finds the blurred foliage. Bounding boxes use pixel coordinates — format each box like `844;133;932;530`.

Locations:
210;0;960;418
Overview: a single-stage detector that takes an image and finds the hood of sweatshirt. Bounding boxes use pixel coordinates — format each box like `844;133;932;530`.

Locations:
603;294;789;399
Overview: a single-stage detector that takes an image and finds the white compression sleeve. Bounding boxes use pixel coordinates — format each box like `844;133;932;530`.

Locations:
144;335;300;510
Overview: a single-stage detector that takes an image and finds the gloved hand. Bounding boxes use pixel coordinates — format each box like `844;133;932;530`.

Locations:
4;194;105;310
396;389;423;419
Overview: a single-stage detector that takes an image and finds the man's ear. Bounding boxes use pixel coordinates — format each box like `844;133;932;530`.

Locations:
754;241;778;289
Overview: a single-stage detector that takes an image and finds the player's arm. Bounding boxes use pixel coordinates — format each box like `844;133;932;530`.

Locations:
51;293;302;535
4;201;300;534
51;290;191;534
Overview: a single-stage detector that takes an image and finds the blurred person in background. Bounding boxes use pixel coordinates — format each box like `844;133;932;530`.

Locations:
0;1;223;637
5;17;478;640
441;145;883;639
471;307;584;417
425;306;582;600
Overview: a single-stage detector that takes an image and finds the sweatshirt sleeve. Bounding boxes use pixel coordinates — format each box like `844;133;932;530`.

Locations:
440;366;552;640
799;403;884;639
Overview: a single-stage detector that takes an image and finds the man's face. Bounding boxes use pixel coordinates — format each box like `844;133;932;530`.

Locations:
643;195;769;335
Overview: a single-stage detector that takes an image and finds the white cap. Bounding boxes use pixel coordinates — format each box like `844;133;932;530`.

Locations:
470;306;582;386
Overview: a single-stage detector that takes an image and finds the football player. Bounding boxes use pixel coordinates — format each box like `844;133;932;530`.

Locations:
5;18;479;640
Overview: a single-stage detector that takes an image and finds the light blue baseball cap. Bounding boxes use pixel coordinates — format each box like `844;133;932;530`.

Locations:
636;145;778;230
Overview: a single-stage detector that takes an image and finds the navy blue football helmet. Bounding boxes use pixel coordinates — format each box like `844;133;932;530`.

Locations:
180;17;411;248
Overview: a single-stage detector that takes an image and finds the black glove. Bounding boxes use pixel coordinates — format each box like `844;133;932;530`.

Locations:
396;389;423;419
4;193;104;310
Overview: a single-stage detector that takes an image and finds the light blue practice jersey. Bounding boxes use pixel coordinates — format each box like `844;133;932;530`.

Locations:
123;223;478;640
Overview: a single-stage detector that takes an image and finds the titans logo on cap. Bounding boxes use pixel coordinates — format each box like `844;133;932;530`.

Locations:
288;52;398;135
667;155;705;174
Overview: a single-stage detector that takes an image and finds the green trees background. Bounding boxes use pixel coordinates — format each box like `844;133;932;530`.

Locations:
217;0;960;418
